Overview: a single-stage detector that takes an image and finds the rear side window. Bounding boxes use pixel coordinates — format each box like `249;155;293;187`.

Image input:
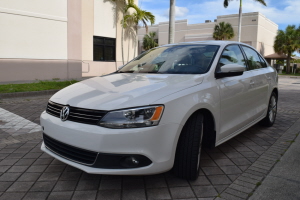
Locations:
241;46;264;70
258;55;268;68
218;45;247;71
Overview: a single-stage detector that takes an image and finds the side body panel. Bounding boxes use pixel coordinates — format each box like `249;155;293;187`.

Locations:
216;71;256;139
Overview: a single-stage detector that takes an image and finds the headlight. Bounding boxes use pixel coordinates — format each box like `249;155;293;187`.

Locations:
99;105;164;129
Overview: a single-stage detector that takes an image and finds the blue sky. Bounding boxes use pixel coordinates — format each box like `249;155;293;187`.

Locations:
139;0;300;31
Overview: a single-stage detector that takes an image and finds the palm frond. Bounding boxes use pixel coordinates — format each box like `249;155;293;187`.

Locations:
223;0;229;8
213;22;235;40
143;31;158;50
254;0;267;6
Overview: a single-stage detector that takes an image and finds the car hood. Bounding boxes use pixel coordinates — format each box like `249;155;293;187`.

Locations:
50;73;204;110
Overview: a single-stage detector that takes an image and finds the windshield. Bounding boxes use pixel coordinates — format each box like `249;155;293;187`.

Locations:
119;44;220;74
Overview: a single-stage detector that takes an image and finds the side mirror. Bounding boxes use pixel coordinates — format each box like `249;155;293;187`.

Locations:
215;64;245;79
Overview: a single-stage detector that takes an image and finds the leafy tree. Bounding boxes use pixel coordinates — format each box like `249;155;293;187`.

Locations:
110;0;154;63
274;25;300;73
223;0;266;42
111;0;131;65
123;4;155;57
143;32;158;50
213;22;235;40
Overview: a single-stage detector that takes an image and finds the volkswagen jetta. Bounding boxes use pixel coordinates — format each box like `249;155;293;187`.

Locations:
40;41;278;180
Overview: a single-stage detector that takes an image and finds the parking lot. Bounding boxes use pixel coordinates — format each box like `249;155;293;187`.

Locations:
0;76;299;200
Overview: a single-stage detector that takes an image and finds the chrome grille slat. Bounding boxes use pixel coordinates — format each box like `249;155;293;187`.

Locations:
69;112;103;118
68;114;100;121
47;105;61;111
47;107;60;113
46;101;107;125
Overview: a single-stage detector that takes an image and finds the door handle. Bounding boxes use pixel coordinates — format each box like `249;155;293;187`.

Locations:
250;81;255;85
267;77;271;80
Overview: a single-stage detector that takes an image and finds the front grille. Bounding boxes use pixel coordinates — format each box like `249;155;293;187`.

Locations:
46;101;107;125
43;133;98;165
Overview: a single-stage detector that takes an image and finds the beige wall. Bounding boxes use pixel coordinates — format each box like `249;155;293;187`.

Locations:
0;0;83;83
94;0;116;38
68;0;82;60
218;13;260;46
81;0;137;77
81;0;118;77
0;0;67;18
256;14;278;56
138;12;278;56
0;0;139;82
0;59;81;83
81;0;94;61
0;0;67;59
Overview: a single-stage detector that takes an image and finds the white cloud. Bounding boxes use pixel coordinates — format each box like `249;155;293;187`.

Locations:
188;0;300;26
145;0;300;28
163;6;189;18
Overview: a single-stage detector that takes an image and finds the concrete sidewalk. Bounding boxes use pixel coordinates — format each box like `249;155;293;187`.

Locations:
250;118;300;200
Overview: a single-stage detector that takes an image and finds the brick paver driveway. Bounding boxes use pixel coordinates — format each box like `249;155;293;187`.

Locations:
0;76;299;200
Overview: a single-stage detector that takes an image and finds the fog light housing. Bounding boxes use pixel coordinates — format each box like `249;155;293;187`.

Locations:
93;153;152;169
121;156;140;168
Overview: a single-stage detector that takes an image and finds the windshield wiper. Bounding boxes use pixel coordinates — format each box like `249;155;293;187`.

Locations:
145;71;165;74
118;71;135;73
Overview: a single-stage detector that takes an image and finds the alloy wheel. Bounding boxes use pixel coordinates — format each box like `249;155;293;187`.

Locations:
268;95;277;123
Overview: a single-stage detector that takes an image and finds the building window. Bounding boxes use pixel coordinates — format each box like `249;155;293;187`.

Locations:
93;36;116;61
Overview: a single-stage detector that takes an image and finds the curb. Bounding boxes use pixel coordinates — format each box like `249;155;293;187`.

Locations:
0;89;59;99
278;75;300;79
219;117;300;200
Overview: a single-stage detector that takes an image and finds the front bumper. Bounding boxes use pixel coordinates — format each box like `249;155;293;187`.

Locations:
40;111;182;175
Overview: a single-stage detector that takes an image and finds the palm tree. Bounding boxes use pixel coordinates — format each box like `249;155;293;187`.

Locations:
143;32;158;50
168;0;175;44
213;22;235;40
111;0;129;65
223;0;266;42
274;25;300;73
123;5;155;57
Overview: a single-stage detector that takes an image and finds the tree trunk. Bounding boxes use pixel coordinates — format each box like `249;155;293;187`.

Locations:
238;0;242;42
287;54;291;74
134;25;137;57
168;0;175;44
121;20;124;65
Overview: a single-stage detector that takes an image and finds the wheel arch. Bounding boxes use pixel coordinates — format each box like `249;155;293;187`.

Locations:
177;108;217;150
272;87;278;98
195;108;216;148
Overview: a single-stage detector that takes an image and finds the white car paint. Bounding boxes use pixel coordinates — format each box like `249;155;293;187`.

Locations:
40;41;278;175
50;73;204;111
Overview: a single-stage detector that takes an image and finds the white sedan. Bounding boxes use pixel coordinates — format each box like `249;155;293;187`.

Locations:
40;41;278;180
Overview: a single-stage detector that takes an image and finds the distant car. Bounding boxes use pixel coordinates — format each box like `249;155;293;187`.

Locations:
40;41;278;180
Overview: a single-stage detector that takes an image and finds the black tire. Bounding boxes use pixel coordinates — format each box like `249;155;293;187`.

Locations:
260;92;277;127
173;112;203;180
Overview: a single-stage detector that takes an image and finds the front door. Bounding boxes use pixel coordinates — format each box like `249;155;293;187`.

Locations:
241;45;270;120
216;45;257;140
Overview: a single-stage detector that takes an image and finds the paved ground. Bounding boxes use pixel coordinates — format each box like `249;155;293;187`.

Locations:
250;118;300;200
0;76;299;200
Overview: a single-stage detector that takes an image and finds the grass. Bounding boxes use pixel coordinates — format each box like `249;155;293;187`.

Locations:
279;72;300;76
256;182;261;186
0;80;78;93
286;140;295;143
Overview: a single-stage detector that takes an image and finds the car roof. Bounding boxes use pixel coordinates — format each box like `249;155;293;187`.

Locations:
161;40;248;47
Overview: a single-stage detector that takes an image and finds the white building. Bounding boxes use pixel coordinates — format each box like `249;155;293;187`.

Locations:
0;0;137;83
138;12;278;57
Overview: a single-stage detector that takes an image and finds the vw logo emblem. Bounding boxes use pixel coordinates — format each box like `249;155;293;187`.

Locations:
60;106;70;121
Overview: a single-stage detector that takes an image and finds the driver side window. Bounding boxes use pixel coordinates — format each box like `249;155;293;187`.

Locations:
218;45;247;72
